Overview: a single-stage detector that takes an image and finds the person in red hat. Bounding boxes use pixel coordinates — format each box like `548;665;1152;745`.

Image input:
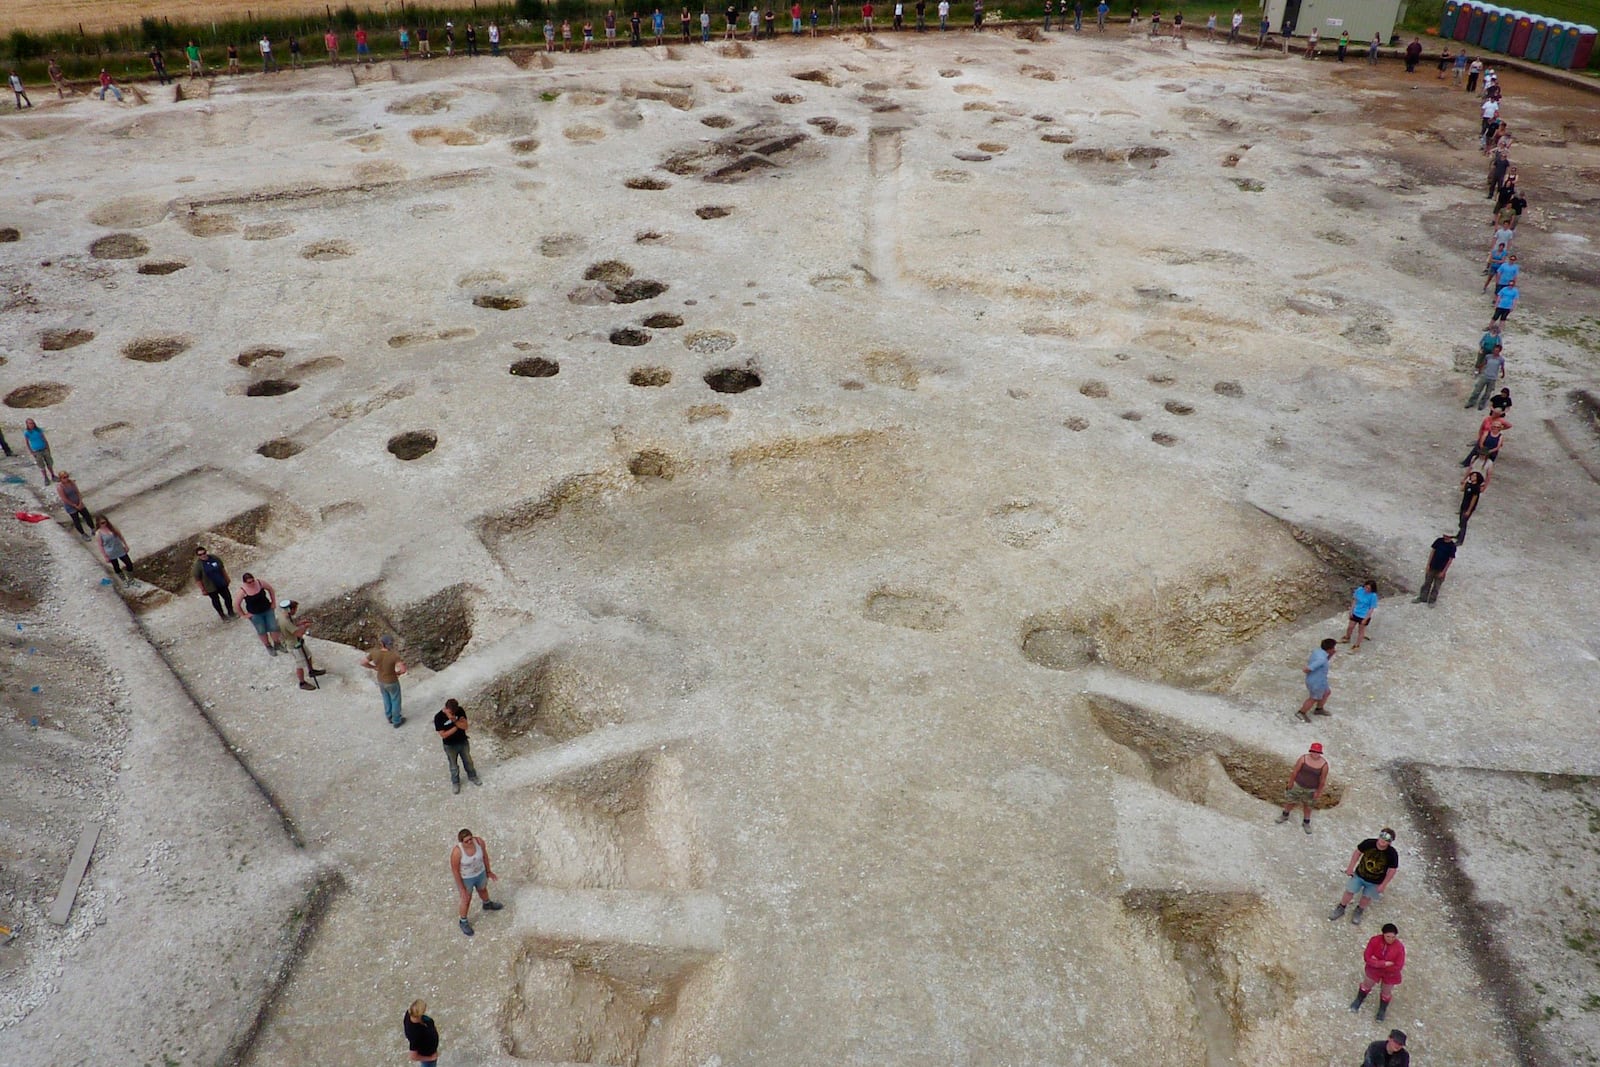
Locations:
1276;742;1330;834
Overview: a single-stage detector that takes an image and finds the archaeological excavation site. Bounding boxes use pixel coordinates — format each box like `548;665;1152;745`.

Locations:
2;17;1600;1067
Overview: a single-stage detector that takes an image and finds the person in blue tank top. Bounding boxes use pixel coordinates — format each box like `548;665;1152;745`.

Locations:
1341;581;1379;650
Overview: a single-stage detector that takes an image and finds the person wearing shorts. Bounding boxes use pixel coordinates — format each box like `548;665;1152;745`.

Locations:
1277;741;1329;833
450;828;504;937
22;418;55;484
234;573;282;653
1330;829;1400;923
1341;581;1378;650
1296;638;1336;721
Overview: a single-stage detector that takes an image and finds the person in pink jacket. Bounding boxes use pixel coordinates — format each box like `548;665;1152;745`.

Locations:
1351;922;1406;1021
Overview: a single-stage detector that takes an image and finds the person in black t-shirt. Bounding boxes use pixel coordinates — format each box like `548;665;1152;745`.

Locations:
434;698;481;794
1362;1030;1409;1067
1414;534;1456;606
1457;471;1484;544
1330;829;1399;923
403;1000;440;1066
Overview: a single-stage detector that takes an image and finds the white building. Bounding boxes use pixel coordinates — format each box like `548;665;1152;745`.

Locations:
1263;0;1408;41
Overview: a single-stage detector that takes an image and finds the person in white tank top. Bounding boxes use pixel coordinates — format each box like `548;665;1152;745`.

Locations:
450;828;503;936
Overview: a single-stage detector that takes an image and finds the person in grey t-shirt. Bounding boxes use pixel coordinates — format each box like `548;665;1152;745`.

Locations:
1296;638;1337;721
1467;345;1505;410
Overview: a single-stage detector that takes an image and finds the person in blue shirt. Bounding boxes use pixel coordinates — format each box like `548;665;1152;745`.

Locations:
652;7;666;42
1493;253;1519;294
1491;282;1519;323
1341;582;1379;651
1297;638;1337;721
22;418;56;484
1097;0;1109;30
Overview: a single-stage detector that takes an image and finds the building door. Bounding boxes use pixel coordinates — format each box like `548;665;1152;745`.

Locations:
1281;0;1302;35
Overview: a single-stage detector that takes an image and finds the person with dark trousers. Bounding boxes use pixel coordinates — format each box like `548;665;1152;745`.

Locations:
1362;1030;1409;1067
1403;37;1422;72
1415;534;1456;605
0;421;13;456
149;49;172;84
1352;924;1406;1021
434;698;482;793
192;546;235;620
95;516;134;582
54;472;94;537
1458;471;1484;543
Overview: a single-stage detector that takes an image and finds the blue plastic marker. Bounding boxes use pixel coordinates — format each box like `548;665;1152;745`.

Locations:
30;686;42;694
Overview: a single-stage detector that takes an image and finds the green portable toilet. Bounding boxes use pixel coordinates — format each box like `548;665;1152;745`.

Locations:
1466;3;1487;43
1441;0;1462;38
1539;20;1570;64
1482;7;1507;51
1492;8;1516;51
1553;21;1581;67
1525;14;1549;56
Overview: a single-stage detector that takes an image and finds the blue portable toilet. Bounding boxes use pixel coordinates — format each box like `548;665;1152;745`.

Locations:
1525;14;1550;57
1490;7;1516;51
1466;3;1488;43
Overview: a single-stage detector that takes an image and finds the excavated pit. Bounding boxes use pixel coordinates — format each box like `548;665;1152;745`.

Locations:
256;438;303;460
628;367;673;387
627;450;677;480
386;431;438;460
510;357;561;378
474;295;526;311
610;328;652;347
1087;694;1346;809
131;504;285;594
40;328;96;351
136;260;188;275
469;650;626;744
307;583;474;671
704;367;761;394
245;379;301;397
640;313;683;329
89;233;150;259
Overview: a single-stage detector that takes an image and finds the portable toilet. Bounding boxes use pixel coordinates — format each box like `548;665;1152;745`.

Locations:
1554;21;1582;67
1455;1;1476;40
1510;13;1535;57
1483;7;1507;51
1574;25;1597;69
1525;14;1550;56
1492;8;1516;51
1466;3;1488;44
1539;20;1570;64
1441;1;1462;38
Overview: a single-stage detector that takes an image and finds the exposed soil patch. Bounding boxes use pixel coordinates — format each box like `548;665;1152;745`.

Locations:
40;328;95;352
245;379;300;397
0;227;19;243
256;438;303;459
89;233;149;259
1065;146;1171;164
122;335;191;363
409;126;488;147
1120;411;1144;421
4;382;71;408
610;327;651;347
469;650;623;743
137;260;188;275
684;330;737;354
863;588;958;632
509;137;541;155
629;366;673;387
1214;380;1245;397
635;230;667;244
701;114;737;128
695;205;733;219
386;430;438;460
585;260;634;285
642;312;683;329
300;240;355;261
954;151;994;162
1041;132;1076;144
705;367;761;394
1064;416;1090;431
510;357;560;378
387;91;458;115
181;213;240;237
627;449;677;480
237;346;286;367
242;221;294;241
1151;432;1179;447
624;176;672;190
541;234;582;257
772;92;804;104
473;295;526;311
793;69;840;86
1079;380;1109;399
1164;401;1195;415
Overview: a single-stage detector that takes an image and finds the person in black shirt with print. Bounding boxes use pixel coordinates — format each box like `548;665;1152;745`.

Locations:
403;1000;440;1065
1330;828;1400;924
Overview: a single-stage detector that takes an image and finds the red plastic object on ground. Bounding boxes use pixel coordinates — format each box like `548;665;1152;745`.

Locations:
14;511;49;523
